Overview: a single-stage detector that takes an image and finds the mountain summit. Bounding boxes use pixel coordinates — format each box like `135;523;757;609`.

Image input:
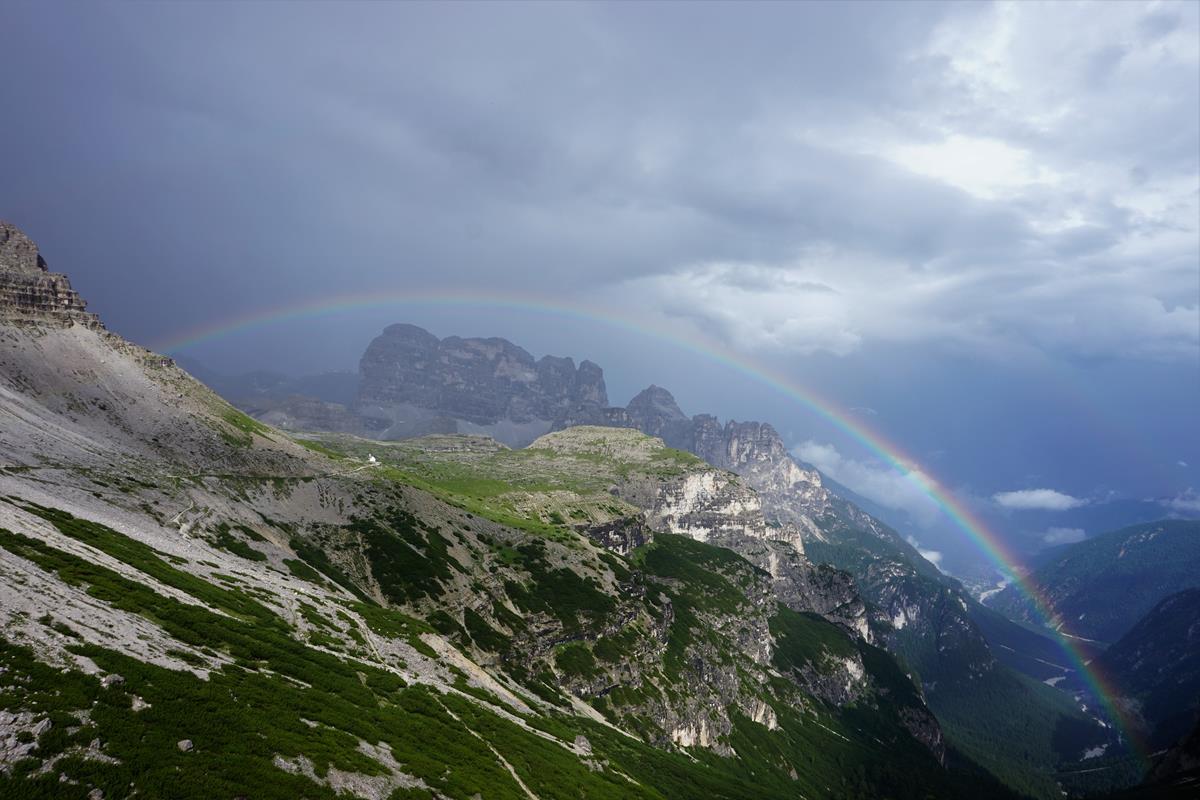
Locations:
0;221;100;328
355;323;608;444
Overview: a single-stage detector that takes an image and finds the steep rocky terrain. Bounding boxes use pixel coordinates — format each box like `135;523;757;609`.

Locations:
0;223;1020;800
1086;588;1200;748
355;324;607;445
1;221;101;329
229;321;1126;798
988;520;1200;645
559;384;1118;797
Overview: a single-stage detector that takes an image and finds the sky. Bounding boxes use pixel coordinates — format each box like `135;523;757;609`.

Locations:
2;1;1198;576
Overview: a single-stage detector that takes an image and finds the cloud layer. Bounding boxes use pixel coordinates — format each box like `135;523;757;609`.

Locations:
1043;527;1087;545
1165;489;1200;514
2;2;1194;367
993;489;1088;511
794;441;941;523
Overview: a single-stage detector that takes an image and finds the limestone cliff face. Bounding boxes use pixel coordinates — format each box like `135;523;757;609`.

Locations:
356;323;606;445
616;442;874;642
641;470;768;546
554;385;1000;688
0;222;102;329
565;385;835;554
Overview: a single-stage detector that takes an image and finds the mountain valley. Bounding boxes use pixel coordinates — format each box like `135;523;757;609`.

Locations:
0;222;1195;799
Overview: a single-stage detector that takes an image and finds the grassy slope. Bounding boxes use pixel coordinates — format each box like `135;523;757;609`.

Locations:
0;505;1013;800
0;444;1024;800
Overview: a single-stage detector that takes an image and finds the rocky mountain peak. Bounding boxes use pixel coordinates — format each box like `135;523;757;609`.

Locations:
0;221;101;328
0;221;48;274
355;323;608;445
627;384;688;423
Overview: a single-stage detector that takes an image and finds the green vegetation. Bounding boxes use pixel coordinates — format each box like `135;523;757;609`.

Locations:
770;607;855;674
990;519;1200;644
296;438;346;459
352;508;460;605
292;429;704;542
216;406;274;447
283;557;325;584
554;643;598;680
633;534;754;680
0;510;1008;800
463;608;509;652
211;522;267;561
287;533;373;603
501;540;615;635
929;665;1105;799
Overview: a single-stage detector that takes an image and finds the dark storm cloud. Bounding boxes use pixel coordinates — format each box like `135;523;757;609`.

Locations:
1;1;1197;554
3;2;1194;364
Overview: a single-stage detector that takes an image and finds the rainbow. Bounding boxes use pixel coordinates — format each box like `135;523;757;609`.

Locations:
154;289;1144;757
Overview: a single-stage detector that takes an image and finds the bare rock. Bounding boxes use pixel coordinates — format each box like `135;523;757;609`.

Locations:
176;739;193;752
355;323;608;445
0;221;46;274
0;221;103;329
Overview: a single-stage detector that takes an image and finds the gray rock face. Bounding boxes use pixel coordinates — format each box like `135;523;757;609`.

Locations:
356;323;607;446
0;222;47;274
551;384;1001;688
0;222;102;329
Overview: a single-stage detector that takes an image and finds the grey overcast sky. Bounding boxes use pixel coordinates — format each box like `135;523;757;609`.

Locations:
2;1;1198;574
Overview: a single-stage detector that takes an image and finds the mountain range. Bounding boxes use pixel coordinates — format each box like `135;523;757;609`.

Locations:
988;520;1200;646
0;221;1194;799
222;319;1147;794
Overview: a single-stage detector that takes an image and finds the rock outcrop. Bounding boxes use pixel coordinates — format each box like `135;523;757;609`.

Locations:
356;323;606;445
0;222;102;329
553;384;1006;690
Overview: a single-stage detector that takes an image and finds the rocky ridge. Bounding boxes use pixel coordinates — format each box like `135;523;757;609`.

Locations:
355;323;606;444
0;221;101;329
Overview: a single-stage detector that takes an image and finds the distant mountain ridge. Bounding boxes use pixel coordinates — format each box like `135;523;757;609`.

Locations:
987;519;1200;645
1089;588;1200;748
356;323;607;443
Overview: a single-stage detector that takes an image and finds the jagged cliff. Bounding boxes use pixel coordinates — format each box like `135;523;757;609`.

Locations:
557;385;996;671
355;323;606;445
0;221;101;329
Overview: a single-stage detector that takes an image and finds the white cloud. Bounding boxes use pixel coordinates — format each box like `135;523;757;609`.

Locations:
794;440;941;523
1164;489;1200;514
616;1;1200;365
1180;461;1190;468
906;536;944;570
1043;527;1087;545
993;488;1088;511
883;134;1062;200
